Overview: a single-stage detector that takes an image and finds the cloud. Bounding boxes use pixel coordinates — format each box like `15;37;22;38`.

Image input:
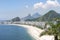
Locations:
34;0;60;9
34;2;44;9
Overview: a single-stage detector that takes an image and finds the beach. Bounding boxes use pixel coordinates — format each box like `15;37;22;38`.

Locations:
17;24;44;40
9;24;54;40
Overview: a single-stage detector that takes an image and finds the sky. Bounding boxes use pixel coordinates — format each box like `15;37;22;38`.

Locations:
0;0;60;20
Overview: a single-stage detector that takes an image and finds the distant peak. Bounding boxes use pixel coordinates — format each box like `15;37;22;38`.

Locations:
47;10;57;14
28;14;31;16
33;12;40;15
32;12;40;18
49;10;56;12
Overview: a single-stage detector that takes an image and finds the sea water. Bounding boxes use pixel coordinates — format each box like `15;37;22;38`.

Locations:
0;25;35;40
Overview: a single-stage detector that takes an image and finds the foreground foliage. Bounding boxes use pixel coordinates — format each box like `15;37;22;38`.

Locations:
40;21;60;40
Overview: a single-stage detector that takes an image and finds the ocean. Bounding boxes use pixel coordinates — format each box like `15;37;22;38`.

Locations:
0;25;35;40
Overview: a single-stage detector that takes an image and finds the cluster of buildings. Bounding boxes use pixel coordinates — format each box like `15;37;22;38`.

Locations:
0;20;60;29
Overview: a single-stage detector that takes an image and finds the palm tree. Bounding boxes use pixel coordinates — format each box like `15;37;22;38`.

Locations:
40;21;60;40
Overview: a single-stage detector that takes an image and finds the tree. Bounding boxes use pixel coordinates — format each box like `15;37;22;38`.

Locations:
40;21;60;40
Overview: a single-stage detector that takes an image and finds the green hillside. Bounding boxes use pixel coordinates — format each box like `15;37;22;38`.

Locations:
36;10;60;21
11;17;20;22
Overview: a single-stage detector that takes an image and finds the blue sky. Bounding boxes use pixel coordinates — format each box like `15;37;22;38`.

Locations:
0;0;60;20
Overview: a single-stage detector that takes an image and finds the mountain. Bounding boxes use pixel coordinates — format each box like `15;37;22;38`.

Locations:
21;14;33;21
21;13;40;21
36;10;60;21
11;17;20;22
32;12;40;18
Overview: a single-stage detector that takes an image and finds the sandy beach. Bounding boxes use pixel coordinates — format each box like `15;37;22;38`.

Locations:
9;24;54;40
17;24;44;40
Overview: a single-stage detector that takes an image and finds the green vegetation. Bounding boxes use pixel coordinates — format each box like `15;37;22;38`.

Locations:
11;17;20;22
24;10;60;21
40;21;60;40
35;26;43;29
36;10;60;21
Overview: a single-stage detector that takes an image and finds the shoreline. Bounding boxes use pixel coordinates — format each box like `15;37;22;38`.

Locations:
5;24;54;40
18;24;44;40
10;24;44;40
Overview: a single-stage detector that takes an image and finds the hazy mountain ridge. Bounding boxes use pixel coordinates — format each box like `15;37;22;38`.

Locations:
21;14;33;21
9;10;60;21
32;12;40;18
21;13;40;21
36;10;60;21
